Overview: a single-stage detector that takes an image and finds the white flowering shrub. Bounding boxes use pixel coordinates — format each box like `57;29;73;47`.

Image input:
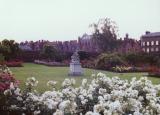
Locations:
2;72;160;115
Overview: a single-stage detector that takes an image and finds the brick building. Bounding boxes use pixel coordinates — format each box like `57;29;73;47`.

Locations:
19;33;141;54
78;33;100;53
118;34;141;53
141;31;160;53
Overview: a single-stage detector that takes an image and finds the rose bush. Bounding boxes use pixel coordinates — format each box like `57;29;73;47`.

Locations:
0;65;20;115
1;72;160;115
4;61;23;67
0;65;19;92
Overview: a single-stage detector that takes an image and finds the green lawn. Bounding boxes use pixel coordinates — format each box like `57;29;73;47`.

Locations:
10;63;160;92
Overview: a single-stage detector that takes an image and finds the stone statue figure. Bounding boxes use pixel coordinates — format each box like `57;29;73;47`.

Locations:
71;51;80;63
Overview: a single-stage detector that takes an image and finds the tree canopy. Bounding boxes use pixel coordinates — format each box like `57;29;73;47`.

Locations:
90;18;118;52
0;39;20;61
40;45;58;61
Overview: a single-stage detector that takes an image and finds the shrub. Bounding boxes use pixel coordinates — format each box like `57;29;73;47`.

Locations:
1;73;160;114
124;52;160;67
112;66;133;72
81;59;95;68
0;65;19;92
78;51;90;60
4;61;23;67
112;66;148;73
0;54;5;63
95;53;127;70
34;60;67;66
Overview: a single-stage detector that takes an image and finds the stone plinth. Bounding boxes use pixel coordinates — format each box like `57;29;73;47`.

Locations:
68;51;83;76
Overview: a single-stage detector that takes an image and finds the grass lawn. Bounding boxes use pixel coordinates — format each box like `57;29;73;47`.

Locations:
10;63;160;92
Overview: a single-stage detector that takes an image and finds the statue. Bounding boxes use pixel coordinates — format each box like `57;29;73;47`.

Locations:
68;51;83;76
71;51;80;63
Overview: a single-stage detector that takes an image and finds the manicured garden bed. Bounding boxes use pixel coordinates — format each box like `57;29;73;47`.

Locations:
34;60;68;67
1;70;160;115
0;63;159;115
0;61;23;67
10;63;160;92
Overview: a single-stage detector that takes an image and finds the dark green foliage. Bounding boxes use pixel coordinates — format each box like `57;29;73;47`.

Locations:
40;45;58;61
40;45;63;62
95;52;160;70
0;39;20;61
95;53;127;70
124;52;160;67
91;18;118;52
0;54;5;63
78;50;90;60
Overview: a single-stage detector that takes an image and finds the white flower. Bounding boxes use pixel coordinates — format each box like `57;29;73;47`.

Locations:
71;79;76;85
10;82;15;90
133;110;142;115
103;94;111;101
85;111;93;115
82;79;87;87
26;77;38;87
103;109;112;115
47;80;57;87
53;109;64;115
79;95;84;100
85;111;100;115
94;104;105;113
70;102;77;113
81;99;88;105
2;72;160;114
98;96;104;103
44;99;58;109
11;105;18;109
59;100;70;111
108;100;121;112
14;88;21;95
34;110;41;115
99;88;106;95
97;72;106;77
4;89;12;96
88;94;93;100
138;96;144;101
17;96;23;101
62;78;75;87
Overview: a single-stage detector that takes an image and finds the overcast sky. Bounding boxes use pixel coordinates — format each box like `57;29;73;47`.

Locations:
0;0;160;42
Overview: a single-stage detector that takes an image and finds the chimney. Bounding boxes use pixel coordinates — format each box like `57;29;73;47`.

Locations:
145;31;150;35
126;33;129;38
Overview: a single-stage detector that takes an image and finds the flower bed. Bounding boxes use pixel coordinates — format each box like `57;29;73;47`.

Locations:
148;67;160;77
111;66;152;73
0;61;23;67
0;65;19;92
0;72;160;115
34;60;67;66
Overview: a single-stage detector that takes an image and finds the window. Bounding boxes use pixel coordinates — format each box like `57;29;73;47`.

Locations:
147;42;150;46
151;48;154;52
142;42;145;46
151;41;154;46
146;48;149;53
156;47;159;52
156;41;159;45
142;48;145;52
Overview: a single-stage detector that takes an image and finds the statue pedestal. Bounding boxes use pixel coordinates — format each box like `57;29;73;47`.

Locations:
69;62;83;76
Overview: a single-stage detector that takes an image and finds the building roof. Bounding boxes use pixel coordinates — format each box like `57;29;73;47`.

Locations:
81;33;93;40
142;32;160;38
